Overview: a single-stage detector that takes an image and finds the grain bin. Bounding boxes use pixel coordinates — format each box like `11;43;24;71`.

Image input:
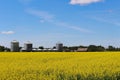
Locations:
24;41;33;52
11;40;19;52
56;43;63;52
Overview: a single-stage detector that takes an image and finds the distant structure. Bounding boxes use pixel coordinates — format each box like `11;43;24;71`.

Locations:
11;40;19;52
77;48;88;52
10;40;64;52
56;43;63;52
24;41;33;52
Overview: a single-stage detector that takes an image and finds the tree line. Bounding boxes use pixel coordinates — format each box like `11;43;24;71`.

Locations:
39;45;120;52
0;45;10;52
62;45;120;52
0;45;120;52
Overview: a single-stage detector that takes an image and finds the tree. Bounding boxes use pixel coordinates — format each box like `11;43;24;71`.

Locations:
87;45;97;52
53;46;56;49
4;47;10;52
39;46;44;49
97;46;105;51
87;45;105;52
107;46;115;51
0;45;5;52
68;46;78;51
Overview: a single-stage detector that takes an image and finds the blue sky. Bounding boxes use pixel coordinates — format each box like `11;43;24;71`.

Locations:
0;0;120;48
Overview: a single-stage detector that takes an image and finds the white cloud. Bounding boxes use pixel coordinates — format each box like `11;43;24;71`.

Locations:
54;22;92;33
27;9;54;22
90;17;120;27
0;31;15;35
27;9;92;33
70;0;103;5
107;10;113;13
40;20;45;23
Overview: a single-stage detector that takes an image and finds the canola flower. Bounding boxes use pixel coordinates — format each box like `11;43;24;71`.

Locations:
0;52;120;80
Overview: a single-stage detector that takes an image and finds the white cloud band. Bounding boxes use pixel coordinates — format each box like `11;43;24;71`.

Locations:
0;31;15;35
70;0;102;5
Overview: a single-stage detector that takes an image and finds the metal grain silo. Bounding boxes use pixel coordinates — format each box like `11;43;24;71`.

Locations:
56;43;63;52
24;41;33;52
11;40;19;52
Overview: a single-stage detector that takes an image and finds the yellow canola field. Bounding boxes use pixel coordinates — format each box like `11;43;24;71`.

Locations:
0;52;120;80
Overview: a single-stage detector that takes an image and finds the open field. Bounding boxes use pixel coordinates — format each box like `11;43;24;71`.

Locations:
0;52;120;80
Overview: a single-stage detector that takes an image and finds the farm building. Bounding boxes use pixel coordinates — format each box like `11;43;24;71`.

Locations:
77;48;88;52
11;40;19;52
56;43;63;52
24;41;33;52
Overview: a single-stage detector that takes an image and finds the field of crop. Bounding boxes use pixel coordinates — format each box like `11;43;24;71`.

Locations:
0;52;120;80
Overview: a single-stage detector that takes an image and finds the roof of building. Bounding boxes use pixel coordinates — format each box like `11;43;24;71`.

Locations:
24;41;32;44
77;48;88;52
11;40;19;43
